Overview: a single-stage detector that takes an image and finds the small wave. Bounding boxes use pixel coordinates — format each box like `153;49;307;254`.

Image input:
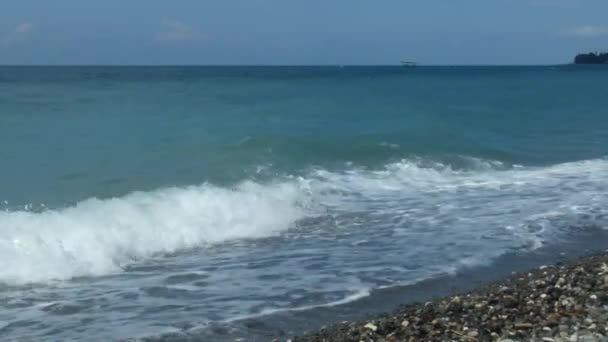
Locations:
378;142;400;149
0;182;308;284
309;157;607;196
1;157;607;285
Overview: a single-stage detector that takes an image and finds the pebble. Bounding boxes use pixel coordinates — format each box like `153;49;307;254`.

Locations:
364;323;377;332
293;252;608;342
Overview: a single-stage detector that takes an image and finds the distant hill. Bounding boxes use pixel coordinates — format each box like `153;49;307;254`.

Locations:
574;52;608;64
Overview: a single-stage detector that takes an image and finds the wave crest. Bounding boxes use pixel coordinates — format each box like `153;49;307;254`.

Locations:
2;157;607;284
0;182;307;284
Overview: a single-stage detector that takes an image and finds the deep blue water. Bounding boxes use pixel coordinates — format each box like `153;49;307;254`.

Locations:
1;66;607;341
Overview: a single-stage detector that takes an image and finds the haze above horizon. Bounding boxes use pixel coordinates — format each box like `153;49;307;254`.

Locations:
1;0;607;65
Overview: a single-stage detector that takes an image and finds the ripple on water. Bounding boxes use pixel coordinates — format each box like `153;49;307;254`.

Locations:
163;272;210;285
142;286;196;299
41;302;85;315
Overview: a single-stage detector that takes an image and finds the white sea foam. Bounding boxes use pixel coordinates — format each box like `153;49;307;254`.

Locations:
310;157;607;195
0;181;308;284
1;157;607;285
222;288;371;323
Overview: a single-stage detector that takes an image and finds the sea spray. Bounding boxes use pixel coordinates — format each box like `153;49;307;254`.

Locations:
0;181;307;284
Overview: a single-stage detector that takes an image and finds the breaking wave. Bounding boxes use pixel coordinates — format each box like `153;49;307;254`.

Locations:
1;157;607;284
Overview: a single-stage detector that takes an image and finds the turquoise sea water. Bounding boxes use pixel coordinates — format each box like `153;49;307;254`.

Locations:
1;66;607;340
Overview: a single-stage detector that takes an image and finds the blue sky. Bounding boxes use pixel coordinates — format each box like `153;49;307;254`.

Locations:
1;0;607;65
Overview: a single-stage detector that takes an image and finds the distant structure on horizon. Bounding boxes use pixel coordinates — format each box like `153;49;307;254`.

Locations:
574;51;608;64
400;60;417;67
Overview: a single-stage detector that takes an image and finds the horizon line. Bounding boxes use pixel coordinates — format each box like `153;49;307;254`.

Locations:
0;63;575;67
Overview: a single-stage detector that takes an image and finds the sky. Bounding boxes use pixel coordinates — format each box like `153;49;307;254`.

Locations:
1;0;607;65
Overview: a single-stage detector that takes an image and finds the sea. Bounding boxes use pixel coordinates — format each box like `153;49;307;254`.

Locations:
1;65;607;341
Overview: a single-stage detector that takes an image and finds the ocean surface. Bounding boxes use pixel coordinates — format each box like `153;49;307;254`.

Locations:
1;66;607;341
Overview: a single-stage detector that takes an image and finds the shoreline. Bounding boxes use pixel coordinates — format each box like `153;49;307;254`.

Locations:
293;252;608;342
137;229;608;341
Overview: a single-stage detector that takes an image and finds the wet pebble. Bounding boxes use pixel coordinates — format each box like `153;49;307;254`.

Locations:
294;253;608;342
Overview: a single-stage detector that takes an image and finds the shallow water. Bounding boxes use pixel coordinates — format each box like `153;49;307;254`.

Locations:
1;66;607;340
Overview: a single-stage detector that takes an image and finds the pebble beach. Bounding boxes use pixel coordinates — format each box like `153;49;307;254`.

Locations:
294;252;608;342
